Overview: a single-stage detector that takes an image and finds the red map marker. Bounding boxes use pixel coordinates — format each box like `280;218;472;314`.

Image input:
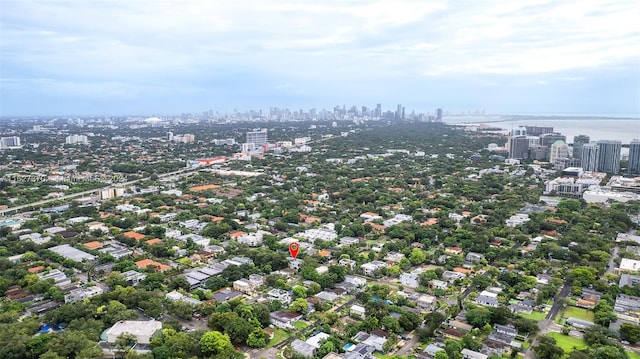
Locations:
289;242;300;259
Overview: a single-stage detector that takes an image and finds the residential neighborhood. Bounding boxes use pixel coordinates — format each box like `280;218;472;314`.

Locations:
0;118;639;359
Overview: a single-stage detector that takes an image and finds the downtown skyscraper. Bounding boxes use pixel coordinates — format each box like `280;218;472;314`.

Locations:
629;139;640;174
573;135;590;162
581;142;599;172
597;140;622;174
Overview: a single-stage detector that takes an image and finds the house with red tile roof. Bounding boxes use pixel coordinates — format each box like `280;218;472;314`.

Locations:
135;259;170;272
83;241;104;250
123;231;145;241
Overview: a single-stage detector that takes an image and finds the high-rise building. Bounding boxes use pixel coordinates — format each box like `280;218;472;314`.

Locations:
0;136;21;148
573;135;590;160
597;140;622;174
509;136;529;159
65;134;89;145
628;139;640;174
166;131;174;141
549;140;570;164
246;129;268;146
375;104;382;117
539;133;566;147
581;142;599;172
436;108;443;121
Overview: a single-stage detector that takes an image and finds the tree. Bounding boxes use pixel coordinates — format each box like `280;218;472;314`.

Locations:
200;331;234;356
289;298;308;313
292;286;307;299
571;267;596;287
462;334;482;351
513;317;539;335
619;323;640;344
435;351;450;359
466;307;491;328
380;316;402;334
489;306;512;325
246;328;268;348
115;333;137;354
533;335;564;359
445;340;463;359
409;248;426;264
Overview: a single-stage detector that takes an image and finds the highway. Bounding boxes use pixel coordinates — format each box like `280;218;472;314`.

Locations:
0;168;197;216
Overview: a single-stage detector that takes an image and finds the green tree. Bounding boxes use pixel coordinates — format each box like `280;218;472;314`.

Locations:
466;307;491;328
246;328;268;348
435;351;450;359
289;298;308;313
619;323;640;344
200;331;234;356
445;340;463;359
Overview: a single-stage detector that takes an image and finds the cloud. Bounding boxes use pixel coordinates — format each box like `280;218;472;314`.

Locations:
1;0;638;115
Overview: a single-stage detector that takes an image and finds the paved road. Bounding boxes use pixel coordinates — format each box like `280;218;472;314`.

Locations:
546;283;571;321
396;334;419;356
605;245;620;275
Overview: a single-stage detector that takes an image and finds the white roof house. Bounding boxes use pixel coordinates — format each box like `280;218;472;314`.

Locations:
106;320;163;344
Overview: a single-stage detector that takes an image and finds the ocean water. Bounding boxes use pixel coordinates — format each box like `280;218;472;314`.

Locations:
444;116;640;144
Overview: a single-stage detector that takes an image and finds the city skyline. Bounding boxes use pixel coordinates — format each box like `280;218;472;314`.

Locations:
1;0;639;116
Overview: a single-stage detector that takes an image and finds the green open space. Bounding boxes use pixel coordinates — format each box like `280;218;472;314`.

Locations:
518;311;547;321
548;332;587;353
267;328;290;348
562;306;594;322
293;321;310;330
627;351;640;359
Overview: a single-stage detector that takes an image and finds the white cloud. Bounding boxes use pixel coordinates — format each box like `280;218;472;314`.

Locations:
1;0;638;113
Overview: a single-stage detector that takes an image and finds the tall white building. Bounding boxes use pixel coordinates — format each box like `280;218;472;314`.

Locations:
246;129;268;146
0;136;21;148
549;140;569;164
65;134;89;145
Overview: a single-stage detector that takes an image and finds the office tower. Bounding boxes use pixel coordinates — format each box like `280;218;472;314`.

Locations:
511;127;527;136
0;136;21;148
549;140;570;164
166;131;174;141
436;108;443;121
375;104;382;117
597;140;622;173
509;136;529;159
581;142;599;172
573;135;590;159
395;104;402;120
629;139;640;174
246;129;268;146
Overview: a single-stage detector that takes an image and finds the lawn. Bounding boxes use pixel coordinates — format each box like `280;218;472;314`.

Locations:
267;328;289;348
293;321;310;330
548;332;587;353
562;306;594;322
518;311;547;321
627;351;640;359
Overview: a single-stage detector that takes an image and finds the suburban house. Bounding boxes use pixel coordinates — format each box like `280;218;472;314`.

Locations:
270;311;303;329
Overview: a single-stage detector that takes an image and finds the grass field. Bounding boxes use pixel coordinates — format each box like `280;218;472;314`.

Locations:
562;306;595;322
293;321;309;330
627;351;640;359
548;332;587;353
267;328;289;348
518;311;547;321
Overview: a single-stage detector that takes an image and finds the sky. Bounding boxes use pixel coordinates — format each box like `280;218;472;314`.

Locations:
1;0;639;116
